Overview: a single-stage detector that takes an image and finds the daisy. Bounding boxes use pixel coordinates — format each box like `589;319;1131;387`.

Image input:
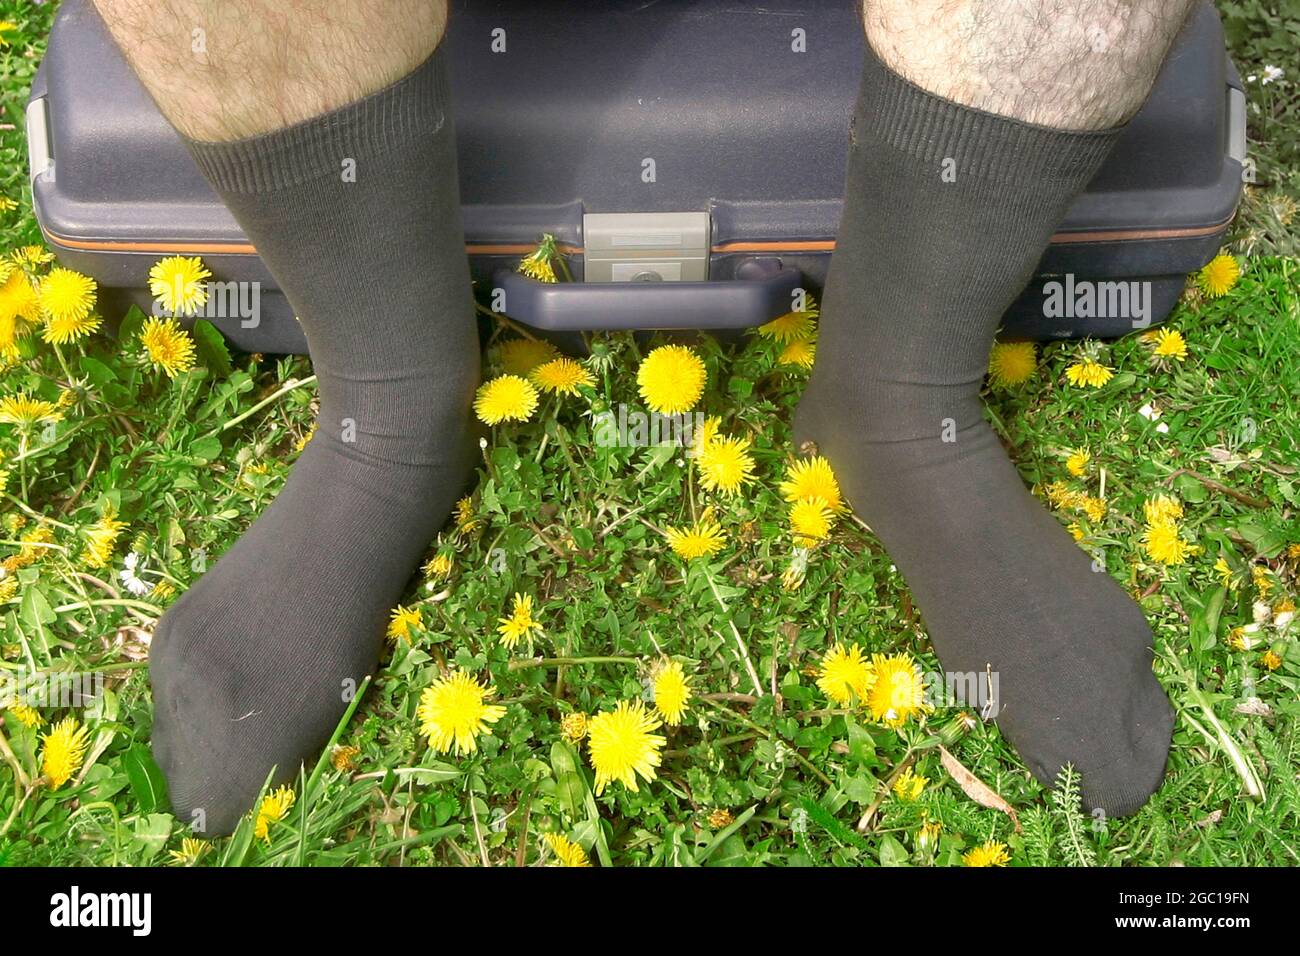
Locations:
497;337;559;376
636;344;707;414
530;356;594;396
542;832;591;867
756;309;817;343
963;840;1011;867
253;786;295;841
987;342;1037;389
1065;449;1091;477
416;668;507;755
497;592;543;648
664;508;727;560
778;336;817;369
38;268;99;343
780;456;843;512
474;375;539;425
789;496;835;547
696;434;756;496
387;604;423;643
119;552;151;597
586;700;665;795
148;255;211;316
140;316;197;378
651;658;692;726
41;717;91;789
1065;358;1113;389
1196;254;1239;298
867;653;928;727
816;643;874;706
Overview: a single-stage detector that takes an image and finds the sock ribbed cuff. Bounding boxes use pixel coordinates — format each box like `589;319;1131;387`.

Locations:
857;42;1119;192
185;45;451;194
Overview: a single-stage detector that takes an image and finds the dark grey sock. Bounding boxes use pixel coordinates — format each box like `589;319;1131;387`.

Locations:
151;47;477;835
796;48;1173;816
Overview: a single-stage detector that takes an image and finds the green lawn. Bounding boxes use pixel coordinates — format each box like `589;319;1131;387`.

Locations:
0;1;1296;867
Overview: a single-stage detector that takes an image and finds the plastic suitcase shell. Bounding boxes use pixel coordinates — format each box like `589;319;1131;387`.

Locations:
27;0;1245;354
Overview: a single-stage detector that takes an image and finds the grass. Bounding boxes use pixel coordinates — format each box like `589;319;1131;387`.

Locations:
0;1;1296;867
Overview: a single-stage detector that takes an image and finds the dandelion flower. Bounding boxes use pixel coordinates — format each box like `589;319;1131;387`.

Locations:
1251;566;1274;598
497;337;559;376
780;456;843;512
587;700;664;795
530;356;594;396
542;832;591;867
518;244;559;283
816;643;874;706
1065;449;1091;478
253;786;295;841
11;245;54;268
1228;625;1260;652
1143;494;1183;525
892;768;927;801
40;717;91;789
1151;328;1188;362
1196;254;1239;298
331;745;361;772
2;526;54;573
0;268;40;325
387;604;422;643
293;423;317;453
1213;557;1239;590
757;309;816;343
1079;496;1107;522
454;496;479;535
789;496;834;547
148;256;211;316
424;553;453;580
1261;650;1283;671
497;592;543;648
636;344;707;414
867;653;928;728
708;808;734;829
0;391;63;428
963;840;1011;867
1142;519;1191;566
560;711;589;744
416;669;507;755
664;508;727;560
140;316;197;378
474;374;539;425
651;659;692;726
38;267;99;343
7;703;42;728
81;505;126;569
168;838;210;866
1065;358;1113;389
697;434;756;496
778;337;817;369
988;341;1037;389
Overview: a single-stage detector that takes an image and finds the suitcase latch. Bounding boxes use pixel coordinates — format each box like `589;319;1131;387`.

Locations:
582;212;710;283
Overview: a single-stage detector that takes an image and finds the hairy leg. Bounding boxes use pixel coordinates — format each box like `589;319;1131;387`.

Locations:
90;0;473;834
798;0;1196;813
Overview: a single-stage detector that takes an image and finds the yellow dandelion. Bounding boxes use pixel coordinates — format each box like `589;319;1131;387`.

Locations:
293;423;317;453
1143;494;1184;525
1228;625;1260;652
38;267;99;343
331;745;361;772
892;768;927;801
0;196;15;213
167;838;210;866
1079;496;1107;523
497;337;559;376
253;786;295;841
757;309;817;343
1065;449;1091;478
0;268;40;324
816;643;874;707
148;256;211;316
651;659;692;726
3;526;54;573
636;344;707;415
867;653;928;728
40;717;91;789
1065;358;1114;389
1213;557;1239;591
151;580;176;600
560;711;589;744
0;391;63;428
1043;481;1084;510
1067;521;1085;541
7;703;42;728
1151;327;1188;362
708;808;735;829
1251;566;1274;598
416;668;507;756
530;356;594;396
963;840;1011;867
586;700;665;795
387;604;423;643
778;336;817;369
664;507;727;560
1261;650;1283;671
454;496;479;535
140;316;197;378
697;434;756;496
518;246;558;283
1142;519;1191;566
789;496;835;547
780;456;843;513
424;553;453;580
1196;254;1240;298
542;832;591;867
11;245;54;268
917;819;943;852
497;592;543;648
988;341;1037;389
81;506;126;569
474;374;539;425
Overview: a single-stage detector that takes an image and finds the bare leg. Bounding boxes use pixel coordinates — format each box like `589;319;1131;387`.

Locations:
90;1;475;835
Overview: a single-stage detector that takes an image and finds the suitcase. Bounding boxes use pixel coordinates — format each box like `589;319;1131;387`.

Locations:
26;0;1246;355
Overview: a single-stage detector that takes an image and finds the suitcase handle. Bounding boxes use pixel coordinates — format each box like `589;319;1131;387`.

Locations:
491;258;802;331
